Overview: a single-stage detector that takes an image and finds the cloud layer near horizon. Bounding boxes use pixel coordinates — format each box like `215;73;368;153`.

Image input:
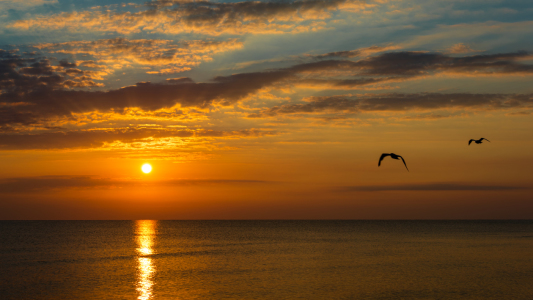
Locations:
0;175;272;193
341;183;528;192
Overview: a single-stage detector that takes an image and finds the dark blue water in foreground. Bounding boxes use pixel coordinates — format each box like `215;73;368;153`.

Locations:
1;220;532;299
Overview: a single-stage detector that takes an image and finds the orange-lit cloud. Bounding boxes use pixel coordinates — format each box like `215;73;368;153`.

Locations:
9;0;377;36
36;38;243;75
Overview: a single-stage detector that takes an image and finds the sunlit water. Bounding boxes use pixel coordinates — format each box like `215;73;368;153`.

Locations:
1;221;532;299
136;220;156;300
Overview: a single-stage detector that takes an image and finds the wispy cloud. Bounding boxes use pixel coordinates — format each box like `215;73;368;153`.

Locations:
0;175;272;193
340;182;528;192
310;44;401;59
0;0;57;12
247;93;533;118
446;43;482;54
400;20;533;50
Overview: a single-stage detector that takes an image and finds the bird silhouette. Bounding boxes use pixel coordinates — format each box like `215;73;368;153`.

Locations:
378;153;409;171
468;138;490;145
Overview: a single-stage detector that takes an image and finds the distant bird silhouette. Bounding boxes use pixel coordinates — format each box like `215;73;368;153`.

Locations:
468;138;490;145
378;153;409;171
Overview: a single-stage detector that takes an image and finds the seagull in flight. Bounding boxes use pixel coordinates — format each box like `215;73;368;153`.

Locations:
378;153;409;171
468;138;490;145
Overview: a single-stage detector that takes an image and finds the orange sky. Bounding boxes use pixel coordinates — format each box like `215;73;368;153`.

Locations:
1;0;532;219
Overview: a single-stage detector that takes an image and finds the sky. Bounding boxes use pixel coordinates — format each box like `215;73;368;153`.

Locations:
1;0;532;219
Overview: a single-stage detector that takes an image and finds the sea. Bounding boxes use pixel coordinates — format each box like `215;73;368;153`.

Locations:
1;220;532;299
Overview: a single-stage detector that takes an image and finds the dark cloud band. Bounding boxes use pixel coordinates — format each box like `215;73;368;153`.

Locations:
340;183;528;192
248;93;533;118
0;176;271;193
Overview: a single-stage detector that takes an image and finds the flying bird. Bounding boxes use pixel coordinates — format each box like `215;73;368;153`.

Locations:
378;153;409;171
468;138;490;145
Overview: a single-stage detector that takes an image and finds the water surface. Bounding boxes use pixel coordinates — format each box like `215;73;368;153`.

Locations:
1;220;532;299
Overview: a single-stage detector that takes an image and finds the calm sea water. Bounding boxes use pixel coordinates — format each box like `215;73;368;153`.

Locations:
1;221;532;299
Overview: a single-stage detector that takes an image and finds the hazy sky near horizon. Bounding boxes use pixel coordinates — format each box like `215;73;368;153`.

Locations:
1;0;533;219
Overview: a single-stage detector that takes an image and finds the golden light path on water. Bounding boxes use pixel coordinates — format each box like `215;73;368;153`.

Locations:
135;220;157;300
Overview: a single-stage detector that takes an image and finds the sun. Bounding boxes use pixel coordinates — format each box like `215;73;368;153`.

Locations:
141;163;152;174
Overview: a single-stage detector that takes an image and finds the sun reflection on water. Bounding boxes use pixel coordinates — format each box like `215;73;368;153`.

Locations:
135;220;157;300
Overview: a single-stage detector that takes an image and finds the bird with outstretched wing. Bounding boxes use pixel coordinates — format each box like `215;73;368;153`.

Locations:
468;138;490;145
378;153;409;171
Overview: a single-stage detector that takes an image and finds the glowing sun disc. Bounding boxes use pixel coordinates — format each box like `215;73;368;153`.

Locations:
141;163;152;174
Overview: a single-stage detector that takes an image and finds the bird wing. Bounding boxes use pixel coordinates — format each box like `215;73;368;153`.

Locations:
399;156;409;172
468;139;474;145
378;153;389;166
482;138;490;142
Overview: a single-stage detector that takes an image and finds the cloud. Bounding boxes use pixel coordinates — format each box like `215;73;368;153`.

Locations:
0;49;101;93
0;38;242;94
234;50;533;93
36;38;243;75
340;182;528;192
354;51;533;76
247;93;533;118
506;111;531;116
9;0;375;36
311;44;401;59
398;113;451;120
402;21;533;50
0;127;277;150
0;75;284;126
1;51;307;126
214;50;533;94
2;49;532;127
446;43;482;54
0;0;57;11
0;176;272;193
